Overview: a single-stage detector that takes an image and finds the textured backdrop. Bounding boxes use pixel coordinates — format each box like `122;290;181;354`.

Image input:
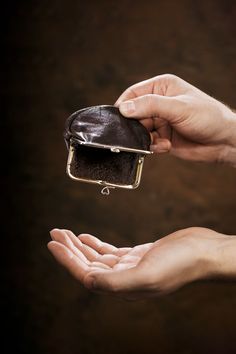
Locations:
3;1;236;354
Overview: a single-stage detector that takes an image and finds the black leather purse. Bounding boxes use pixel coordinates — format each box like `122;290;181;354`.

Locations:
64;105;151;194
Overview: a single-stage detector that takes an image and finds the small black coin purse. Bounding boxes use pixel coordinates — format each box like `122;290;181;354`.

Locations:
64;105;151;193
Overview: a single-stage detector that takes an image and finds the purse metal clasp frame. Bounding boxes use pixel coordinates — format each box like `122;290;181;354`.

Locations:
66;139;152;190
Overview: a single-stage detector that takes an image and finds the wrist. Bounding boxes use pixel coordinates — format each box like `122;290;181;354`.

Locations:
219;110;236;167
204;234;236;279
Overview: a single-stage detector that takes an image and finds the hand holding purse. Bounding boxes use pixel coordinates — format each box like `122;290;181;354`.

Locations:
64;105;151;194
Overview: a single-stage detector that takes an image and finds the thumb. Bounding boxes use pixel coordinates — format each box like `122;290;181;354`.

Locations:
85;266;148;293
119;94;182;122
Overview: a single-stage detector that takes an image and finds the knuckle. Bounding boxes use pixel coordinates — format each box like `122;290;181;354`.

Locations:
124;86;137;99
97;243;104;254
154;73;181;89
162;73;179;82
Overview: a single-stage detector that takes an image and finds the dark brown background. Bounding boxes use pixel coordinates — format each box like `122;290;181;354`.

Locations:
2;1;236;354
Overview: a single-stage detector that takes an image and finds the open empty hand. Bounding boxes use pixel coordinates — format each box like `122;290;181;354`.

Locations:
48;227;235;300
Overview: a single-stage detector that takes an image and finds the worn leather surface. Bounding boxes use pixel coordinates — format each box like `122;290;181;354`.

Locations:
64;105;150;150
65;105;150;185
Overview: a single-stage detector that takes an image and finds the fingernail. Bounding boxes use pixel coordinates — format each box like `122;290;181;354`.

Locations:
120;100;135;115
157;142;169;151
151;144;169;153
154;140;171;151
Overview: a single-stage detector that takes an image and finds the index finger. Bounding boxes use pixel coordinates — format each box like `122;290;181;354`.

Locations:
115;78;156;106
115;74;172;106
78;234;119;255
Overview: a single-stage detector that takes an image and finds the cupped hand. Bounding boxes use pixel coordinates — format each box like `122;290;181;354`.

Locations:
48;227;229;300
115;74;236;166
